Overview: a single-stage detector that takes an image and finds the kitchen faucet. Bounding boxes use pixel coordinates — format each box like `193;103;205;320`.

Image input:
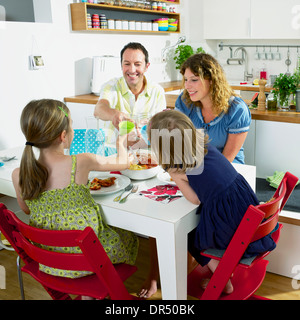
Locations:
234;47;253;81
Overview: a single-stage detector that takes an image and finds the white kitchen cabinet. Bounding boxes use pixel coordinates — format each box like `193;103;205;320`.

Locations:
244;120;300;179
251;0;300;39
66;102;95;129
203;0;300;39
203;0;251;39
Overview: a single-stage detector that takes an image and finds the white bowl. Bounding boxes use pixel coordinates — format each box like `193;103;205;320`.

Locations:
121;165;160;180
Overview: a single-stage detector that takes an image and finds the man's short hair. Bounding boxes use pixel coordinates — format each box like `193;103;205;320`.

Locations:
120;42;149;64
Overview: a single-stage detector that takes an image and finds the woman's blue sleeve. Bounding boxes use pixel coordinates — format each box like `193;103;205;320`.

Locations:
227;97;251;134
175;93;188;115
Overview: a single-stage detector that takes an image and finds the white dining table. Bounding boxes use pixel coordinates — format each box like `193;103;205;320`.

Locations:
0;146;256;300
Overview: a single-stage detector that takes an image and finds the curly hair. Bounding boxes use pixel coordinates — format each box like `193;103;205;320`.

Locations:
180;53;237;114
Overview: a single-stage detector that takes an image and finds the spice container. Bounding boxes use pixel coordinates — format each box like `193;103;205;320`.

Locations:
92;14;100;28
135;21;141;30
115;19;122;29
122;20;129;29
152;1;157;10
141;21;148;31
152;22;159;31
87;13;92;28
108;19;115;29
129;20;135;30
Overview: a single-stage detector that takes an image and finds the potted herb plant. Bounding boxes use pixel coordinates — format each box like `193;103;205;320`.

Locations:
272;71;300;111
173;45;205;70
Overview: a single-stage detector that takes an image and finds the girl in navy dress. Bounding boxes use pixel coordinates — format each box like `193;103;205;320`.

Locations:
139;110;276;297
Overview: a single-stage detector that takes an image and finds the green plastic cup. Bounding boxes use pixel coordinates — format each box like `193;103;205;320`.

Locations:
119;121;135;135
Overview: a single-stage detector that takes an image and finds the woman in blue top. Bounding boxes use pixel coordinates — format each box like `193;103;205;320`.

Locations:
175;53;251;164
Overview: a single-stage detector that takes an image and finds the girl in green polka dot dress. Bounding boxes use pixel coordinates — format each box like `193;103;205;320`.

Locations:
12;99;138;280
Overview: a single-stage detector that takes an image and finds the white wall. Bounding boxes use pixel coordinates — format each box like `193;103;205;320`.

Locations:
0;0;186;150
2;0;298;151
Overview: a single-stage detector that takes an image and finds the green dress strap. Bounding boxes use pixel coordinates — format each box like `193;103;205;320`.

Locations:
70;155;77;184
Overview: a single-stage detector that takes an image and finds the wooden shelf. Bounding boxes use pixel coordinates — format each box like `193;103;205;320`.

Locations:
70;2;180;33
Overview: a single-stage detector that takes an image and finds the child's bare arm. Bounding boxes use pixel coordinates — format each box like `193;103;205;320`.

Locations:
168;170;200;205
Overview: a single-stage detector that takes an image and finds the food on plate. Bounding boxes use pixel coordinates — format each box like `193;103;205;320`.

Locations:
129;152;158;170
90;177;116;190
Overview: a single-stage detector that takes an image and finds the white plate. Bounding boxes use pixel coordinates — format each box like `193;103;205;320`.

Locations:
157;171;176;186
89;172;131;195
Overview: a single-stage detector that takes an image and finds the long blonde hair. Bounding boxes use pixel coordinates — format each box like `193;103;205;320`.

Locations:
19;99;70;200
147;110;208;173
180;53;236;114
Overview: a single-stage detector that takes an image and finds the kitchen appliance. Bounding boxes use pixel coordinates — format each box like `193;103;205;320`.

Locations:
91;55;120;95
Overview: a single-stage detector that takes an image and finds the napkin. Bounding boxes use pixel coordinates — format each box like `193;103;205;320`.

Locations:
266;171;299;189
139;184;182;204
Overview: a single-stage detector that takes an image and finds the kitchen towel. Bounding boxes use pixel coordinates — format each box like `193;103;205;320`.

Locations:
266;171;299;189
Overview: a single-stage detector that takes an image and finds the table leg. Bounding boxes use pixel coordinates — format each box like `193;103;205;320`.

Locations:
156;224;188;300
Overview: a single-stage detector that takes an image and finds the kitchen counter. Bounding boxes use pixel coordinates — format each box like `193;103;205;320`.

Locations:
64;81;183;105
250;109;300;124
64;81;300;124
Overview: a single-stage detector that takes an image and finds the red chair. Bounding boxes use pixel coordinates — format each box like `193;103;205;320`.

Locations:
187;171;299;300
0;203;137;300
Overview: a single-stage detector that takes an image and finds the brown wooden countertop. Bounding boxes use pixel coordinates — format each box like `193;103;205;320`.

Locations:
64;94;99;104
64;81;183;105
250;109;300;124
64;81;300;124
231;85;273;92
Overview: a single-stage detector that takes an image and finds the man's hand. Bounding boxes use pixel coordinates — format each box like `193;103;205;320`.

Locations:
112;111;131;129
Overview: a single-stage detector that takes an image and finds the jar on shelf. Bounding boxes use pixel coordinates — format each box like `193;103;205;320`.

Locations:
152;21;159;31
108;19;115;29
92;14;100;28
129;20;136;30
122;20;129;29
145;1;151;9
135;21;142;30
86;13;92;28
141;21;148;31
123;0;131;7
152;1;157;10
136;0;144;9
115;19;122;29
114;0;122;6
